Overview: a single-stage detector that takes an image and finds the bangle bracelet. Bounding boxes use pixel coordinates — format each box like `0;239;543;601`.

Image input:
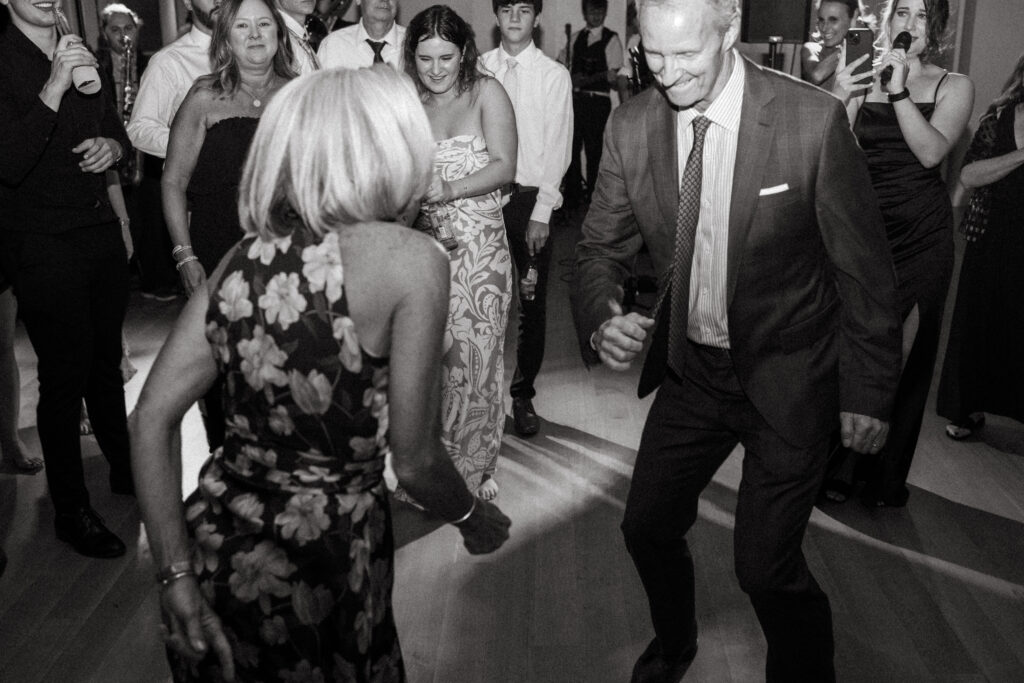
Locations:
156;561;194;586
172;244;193;258
888;88;911;103
451;497;476;525
175;255;199;271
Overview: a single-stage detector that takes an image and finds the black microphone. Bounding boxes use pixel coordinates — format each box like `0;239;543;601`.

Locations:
880;31;912;87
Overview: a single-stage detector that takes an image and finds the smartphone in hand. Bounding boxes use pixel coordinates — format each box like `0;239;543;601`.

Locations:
845;27;874;81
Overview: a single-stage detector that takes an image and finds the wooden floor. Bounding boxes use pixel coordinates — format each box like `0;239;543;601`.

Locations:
1;216;1023;683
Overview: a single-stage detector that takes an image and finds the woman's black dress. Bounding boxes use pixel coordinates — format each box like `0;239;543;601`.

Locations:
853;86;955;504
187;116;259;269
937;104;1024;424
186;116;259;452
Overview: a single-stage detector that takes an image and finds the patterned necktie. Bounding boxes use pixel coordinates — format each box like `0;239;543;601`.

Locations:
503;58;519;108
367;39;386;64
291;29;321;71
666;115;712;376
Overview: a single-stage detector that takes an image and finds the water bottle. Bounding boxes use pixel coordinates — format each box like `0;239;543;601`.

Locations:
53;5;102;95
520;259;538;301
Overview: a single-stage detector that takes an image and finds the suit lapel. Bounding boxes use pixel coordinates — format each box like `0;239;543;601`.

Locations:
647;93;679;234
727;59;776;305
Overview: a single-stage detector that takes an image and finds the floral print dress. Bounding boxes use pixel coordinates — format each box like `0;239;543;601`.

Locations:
433;135;512;492
169;228;403;682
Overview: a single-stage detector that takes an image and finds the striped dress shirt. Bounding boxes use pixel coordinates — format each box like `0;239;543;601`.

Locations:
677;51;745;349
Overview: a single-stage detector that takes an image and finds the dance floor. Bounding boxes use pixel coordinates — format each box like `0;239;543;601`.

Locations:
2;215;1023;682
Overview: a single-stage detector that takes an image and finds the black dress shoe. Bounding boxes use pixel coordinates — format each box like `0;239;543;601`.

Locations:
630;638;697;683
512;397;540;437
55;507;126;558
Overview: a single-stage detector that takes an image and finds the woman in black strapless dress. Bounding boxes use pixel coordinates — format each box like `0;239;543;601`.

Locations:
162;0;297;451
828;0;973;506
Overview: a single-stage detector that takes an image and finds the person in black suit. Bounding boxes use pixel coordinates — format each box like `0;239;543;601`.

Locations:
0;0;135;558
571;0;901;680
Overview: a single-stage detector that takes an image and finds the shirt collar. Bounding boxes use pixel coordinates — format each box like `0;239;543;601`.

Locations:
188;24;213;48
357;20;399;46
497;41;538;67
278;10;308;40
678;49;744;134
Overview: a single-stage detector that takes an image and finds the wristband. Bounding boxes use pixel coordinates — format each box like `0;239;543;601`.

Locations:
887;88;911;103
451;497;476;525
156;561;195;587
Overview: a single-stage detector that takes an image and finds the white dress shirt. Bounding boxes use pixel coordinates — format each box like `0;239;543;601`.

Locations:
126;26;212;159
316;20;406;70
279;11;320;75
481;42;573;224
677;50;744;348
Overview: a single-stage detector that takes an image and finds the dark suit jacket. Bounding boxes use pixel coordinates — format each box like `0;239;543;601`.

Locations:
570;56;902;447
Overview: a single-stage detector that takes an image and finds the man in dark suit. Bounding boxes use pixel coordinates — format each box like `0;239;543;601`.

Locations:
570;0;902;681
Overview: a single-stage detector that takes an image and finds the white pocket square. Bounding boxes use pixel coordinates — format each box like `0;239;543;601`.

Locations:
759;183;790;196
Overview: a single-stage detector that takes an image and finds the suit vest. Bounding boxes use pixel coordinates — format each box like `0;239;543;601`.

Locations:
572;27;616;93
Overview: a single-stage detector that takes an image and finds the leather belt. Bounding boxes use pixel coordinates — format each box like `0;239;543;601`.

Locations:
574;89;611;98
503;183;539;197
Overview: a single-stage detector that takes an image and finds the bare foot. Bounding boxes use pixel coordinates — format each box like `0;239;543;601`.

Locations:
2;440;44;474
476;477;499;501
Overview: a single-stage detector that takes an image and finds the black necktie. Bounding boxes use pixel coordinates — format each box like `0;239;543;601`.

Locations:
366;39;386;64
665;115;712;376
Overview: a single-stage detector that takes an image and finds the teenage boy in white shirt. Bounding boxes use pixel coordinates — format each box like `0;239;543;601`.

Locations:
481;0;572;437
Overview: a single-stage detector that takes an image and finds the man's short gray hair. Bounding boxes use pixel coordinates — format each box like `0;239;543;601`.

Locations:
638;0;740;35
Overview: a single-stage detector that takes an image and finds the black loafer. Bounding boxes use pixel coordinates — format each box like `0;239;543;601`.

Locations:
55;507;126;558
630;638;698;683
512;397;540;437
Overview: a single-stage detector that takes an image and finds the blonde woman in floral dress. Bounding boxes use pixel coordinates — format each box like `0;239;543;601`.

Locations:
404;5;517;501
130;68;510;682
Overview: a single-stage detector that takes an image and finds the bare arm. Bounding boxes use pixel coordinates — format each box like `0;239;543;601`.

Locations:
162;85;210;295
350;228;509;550
129;256;234;678
802;42;841;86
886;62;974;168
961;148;1024;188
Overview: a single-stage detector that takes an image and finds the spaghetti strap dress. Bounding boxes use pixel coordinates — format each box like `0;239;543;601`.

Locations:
852;74;955;505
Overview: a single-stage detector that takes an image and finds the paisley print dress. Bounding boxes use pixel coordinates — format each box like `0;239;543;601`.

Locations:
169;227;404;682
432;135;512;492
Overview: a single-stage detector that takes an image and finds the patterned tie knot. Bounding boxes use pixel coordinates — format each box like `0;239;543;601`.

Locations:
506;57;518;71
367;39;386;63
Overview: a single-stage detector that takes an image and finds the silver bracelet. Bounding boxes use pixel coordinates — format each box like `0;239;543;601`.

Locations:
175;255;199;271
451;497;476;525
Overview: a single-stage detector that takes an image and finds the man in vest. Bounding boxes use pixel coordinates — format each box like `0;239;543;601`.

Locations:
561;0;623;211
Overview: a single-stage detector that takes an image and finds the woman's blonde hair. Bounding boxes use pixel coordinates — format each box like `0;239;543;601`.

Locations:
238;67;436;240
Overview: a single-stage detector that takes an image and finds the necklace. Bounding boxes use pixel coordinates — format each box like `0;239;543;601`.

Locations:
238;77;274;108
